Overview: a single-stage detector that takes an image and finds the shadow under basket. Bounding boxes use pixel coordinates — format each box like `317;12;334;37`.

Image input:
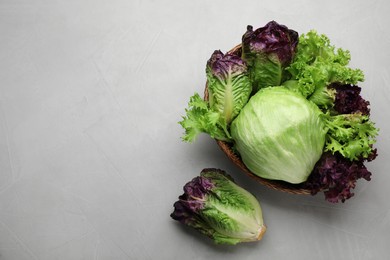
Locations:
204;44;312;195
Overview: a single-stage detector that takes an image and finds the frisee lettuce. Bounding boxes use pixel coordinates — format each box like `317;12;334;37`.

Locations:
285;30;364;108
179;93;231;142
324;113;378;161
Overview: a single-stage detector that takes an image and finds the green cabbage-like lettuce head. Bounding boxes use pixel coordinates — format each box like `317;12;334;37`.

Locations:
231;87;326;183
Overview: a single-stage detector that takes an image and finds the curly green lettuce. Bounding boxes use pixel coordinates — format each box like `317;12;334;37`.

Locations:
179;93;231;142
285;30;364;108
324;113;378;161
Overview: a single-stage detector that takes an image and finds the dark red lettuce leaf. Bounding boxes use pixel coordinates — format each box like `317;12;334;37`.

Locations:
304;152;374;203
331;83;371;115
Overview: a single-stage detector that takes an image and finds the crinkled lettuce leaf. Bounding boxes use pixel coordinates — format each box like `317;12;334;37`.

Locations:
286;30;364;108
242;21;298;92
324;113;378;161
179;50;251;142
206;50;252;124
179;93;231;142
171;168;265;245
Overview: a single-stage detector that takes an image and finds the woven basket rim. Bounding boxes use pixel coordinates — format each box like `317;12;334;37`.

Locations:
204;44;312;195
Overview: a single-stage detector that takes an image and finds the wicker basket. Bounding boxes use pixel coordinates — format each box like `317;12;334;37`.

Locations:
204;44;312;195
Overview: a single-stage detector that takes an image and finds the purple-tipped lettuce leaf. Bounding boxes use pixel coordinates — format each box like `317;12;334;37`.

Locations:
242;21;298;91
171;168;265;245
206;50;252;124
179;51;252;143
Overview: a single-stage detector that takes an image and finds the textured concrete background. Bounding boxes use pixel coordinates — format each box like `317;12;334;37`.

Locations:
0;0;389;259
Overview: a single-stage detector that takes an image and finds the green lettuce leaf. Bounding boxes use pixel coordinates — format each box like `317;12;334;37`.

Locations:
324;113;378;160
179;93;231;142
286;30;364;108
241;22;298;92
179;50;251;143
206;50;252;124
170;168;266;245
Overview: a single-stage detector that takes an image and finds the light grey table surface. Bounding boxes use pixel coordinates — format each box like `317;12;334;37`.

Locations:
0;0;389;259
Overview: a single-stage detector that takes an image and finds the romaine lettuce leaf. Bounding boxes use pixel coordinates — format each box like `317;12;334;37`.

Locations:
206;50;252;124
180;50;251;142
242;21;298;92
